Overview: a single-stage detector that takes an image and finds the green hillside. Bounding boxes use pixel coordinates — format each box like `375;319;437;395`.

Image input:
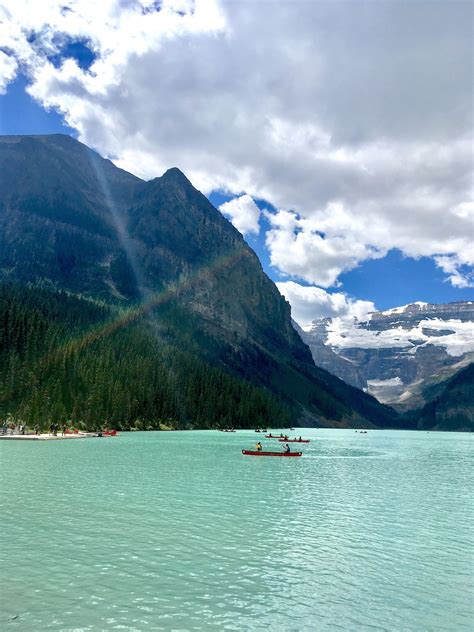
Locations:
0;283;290;430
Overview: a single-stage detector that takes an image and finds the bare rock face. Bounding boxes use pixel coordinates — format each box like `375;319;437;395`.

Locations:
299;301;474;411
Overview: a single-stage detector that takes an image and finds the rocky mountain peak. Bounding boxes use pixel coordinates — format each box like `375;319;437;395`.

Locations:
161;166;191;182
299;300;474;411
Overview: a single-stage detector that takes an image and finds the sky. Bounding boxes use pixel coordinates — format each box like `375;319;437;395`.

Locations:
0;0;472;327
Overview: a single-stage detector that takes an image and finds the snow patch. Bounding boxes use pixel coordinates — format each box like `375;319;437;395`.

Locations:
367;377;403;387
381;301;428;316
325;317;474;357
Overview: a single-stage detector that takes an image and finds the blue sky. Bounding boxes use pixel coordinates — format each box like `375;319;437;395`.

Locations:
0;76;73;136
1;1;472;325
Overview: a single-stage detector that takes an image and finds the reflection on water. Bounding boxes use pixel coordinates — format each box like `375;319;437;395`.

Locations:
0;429;472;631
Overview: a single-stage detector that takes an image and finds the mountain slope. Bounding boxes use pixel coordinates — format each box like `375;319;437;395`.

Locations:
0;134;398;428
403;363;474;431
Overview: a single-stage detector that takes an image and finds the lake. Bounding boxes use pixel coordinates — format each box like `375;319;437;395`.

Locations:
0;429;472;630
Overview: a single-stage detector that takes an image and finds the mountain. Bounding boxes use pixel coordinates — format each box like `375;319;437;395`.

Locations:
299;301;474;413
403;363;474;431
0;134;397;429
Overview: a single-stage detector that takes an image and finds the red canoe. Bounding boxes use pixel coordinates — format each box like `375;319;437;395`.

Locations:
278;438;310;443
242;450;302;457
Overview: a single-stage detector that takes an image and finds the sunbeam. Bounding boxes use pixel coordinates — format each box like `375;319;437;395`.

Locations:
87;150;148;300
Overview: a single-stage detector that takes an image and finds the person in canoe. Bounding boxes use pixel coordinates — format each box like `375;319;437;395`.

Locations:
283;443;291;453
256;441;263;452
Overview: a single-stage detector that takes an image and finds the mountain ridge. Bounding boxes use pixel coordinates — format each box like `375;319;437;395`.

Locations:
299;300;474;415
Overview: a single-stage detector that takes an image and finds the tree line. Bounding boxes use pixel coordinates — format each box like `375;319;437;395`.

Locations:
0;283;290;430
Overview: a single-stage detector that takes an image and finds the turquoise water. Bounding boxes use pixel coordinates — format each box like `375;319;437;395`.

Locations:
0;429;472;631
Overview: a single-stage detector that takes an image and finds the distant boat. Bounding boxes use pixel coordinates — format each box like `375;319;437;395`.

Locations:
278;438;309;443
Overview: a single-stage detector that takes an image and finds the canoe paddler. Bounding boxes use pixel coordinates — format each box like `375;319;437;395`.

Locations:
256;441;263;452
283;443;290;453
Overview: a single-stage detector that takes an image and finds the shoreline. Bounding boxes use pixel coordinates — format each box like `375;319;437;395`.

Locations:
0;432;106;441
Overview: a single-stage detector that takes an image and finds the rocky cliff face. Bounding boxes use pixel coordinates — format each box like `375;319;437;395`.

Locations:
300;301;474;411
0;134;397;427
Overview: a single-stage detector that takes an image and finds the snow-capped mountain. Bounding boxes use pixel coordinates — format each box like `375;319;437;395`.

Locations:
299;301;474;410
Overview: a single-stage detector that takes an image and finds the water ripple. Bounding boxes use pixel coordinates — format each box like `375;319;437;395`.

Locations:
0;429;472;630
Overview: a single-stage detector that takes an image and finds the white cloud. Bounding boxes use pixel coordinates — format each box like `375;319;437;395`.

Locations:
0;52;17;94
219;194;260;235
1;0;473;288
266;208;385;287
276;281;375;329
434;255;474;289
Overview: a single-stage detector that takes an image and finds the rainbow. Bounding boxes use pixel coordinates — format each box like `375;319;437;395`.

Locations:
34;246;247;369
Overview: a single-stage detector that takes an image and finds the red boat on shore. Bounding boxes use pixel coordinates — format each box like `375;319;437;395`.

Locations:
278;438;309;443
242;450;302;457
